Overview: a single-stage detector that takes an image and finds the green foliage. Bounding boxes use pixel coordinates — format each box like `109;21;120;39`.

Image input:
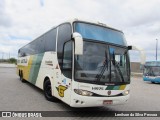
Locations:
0;58;17;64
9;58;17;64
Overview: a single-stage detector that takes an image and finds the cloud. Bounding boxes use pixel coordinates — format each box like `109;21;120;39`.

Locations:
39;0;44;7
0;36;30;58
0;0;12;27
0;0;160;61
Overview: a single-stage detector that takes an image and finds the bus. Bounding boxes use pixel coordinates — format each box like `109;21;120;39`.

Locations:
143;61;160;83
17;19;145;107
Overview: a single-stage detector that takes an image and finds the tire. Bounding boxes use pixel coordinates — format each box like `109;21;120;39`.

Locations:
20;71;26;83
44;79;57;102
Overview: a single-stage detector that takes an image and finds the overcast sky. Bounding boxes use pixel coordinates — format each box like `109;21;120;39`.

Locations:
0;0;160;62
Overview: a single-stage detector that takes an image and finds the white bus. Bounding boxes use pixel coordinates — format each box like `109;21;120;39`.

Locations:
17;19;144;107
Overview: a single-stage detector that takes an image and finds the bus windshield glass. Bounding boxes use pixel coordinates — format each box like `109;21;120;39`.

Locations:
144;62;160;76
74;41;130;85
74;22;127;46
144;66;160;76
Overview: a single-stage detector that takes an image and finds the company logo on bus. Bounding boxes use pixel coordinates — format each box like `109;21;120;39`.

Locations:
107;90;111;95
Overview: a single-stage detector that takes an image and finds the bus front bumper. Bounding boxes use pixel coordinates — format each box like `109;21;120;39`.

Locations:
143;76;160;83
70;94;130;107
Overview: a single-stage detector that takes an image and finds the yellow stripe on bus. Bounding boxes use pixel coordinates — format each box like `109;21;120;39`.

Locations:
119;85;126;90
23;56;34;81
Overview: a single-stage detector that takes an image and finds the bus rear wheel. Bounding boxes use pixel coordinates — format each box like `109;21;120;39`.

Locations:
44;79;56;102
20;71;26;83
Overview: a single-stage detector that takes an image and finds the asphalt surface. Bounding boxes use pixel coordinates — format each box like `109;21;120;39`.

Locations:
0;67;160;120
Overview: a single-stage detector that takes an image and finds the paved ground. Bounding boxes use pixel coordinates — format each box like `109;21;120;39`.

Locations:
0;63;16;67
0;67;160;120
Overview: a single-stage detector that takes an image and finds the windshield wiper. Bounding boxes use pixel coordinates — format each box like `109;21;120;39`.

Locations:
113;60;125;82
96;50;108;81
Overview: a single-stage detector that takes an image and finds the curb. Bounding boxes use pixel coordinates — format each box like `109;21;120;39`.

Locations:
131;72;143;77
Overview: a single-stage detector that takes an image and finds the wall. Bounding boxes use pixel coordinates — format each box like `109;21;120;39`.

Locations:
130;62;143;73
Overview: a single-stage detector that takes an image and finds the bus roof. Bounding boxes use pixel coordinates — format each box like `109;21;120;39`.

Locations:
67;18;123;33
19;18;124;50
145;61;160;67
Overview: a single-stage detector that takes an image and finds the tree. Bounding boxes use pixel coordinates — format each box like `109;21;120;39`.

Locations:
9;58;17;64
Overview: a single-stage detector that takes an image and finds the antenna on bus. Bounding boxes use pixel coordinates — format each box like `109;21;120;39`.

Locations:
97;21;107;26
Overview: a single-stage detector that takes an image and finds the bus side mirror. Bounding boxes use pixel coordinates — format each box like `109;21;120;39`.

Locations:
128;46;132;50
72;32;83;55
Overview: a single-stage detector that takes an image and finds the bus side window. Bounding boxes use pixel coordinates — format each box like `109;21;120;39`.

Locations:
57;23;72;69
62;41;72;78
45;28;57;52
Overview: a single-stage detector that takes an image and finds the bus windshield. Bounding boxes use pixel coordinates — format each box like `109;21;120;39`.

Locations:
144;66;160;76
74;41;130;85
74;22;127;46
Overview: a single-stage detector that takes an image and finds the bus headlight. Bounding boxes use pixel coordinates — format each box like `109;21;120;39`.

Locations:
74;89;93;96
123;90;130;96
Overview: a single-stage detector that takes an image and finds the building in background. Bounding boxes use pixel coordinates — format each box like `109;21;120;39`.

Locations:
130;62;143;73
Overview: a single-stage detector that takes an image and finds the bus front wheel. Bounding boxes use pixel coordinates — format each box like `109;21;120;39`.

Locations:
44;79;57;102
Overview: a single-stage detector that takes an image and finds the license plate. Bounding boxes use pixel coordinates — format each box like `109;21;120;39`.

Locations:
103;100;113;105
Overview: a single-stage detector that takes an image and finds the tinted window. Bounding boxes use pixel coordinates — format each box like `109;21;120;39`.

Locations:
62;41;73;78
19;27;57;57
37;35;45;53
57;23;72;69
27;37;45;55
75;22;127;46
25;41;36;55
19;35;45;56
18;49;21;57
45;28;57;51
19;48;26;57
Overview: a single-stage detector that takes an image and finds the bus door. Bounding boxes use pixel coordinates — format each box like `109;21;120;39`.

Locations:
54;41;73;104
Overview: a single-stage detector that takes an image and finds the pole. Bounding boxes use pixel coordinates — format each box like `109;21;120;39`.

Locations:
1;52;4;62
2;52;3;61
156;39;158;61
